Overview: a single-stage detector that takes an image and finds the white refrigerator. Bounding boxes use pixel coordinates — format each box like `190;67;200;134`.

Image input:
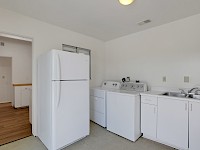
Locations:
37;49;90;150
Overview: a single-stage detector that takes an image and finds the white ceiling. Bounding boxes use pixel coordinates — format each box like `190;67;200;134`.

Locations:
0;0;200;41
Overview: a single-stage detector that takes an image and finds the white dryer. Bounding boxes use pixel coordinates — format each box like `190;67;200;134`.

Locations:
106;82;147;142
90;81;121;127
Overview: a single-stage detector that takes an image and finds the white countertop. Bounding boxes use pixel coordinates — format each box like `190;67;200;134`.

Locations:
140;91;165;96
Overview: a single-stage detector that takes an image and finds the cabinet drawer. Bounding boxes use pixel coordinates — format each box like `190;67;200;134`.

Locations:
141;95;157;105
90;89;105;98
90;96;105;114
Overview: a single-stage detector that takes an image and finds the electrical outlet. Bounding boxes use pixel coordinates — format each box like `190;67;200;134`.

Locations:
184;76;189;83
0;42;4;46
163;76;166;82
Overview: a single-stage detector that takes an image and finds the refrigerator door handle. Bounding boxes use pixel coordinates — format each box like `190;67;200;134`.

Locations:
57;53;62;80
57;81;61;107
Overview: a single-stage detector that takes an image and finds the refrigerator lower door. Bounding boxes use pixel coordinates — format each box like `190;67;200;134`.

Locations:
52;80;89;150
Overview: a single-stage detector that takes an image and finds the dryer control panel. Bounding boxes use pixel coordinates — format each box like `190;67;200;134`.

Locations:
102;81;121;89
121;82;147;92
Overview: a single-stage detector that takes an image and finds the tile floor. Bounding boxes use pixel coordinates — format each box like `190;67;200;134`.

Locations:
0;122;174;150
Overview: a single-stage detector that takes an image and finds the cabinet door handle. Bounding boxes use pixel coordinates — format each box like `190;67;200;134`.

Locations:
185;103;188;111
154;107;156;114
190;104;193;111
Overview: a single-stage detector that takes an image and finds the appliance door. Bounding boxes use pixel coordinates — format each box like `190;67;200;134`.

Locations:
107;92;141;141
52;80;89;150
51;50;89;81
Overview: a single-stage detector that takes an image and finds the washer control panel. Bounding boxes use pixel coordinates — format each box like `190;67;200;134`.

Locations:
121;82;147;92
102;81;121;89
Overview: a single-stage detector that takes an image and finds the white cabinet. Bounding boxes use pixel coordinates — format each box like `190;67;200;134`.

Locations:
141;93;200;150
157;97;188;149
189;101;200;150
21;87;31;106
14;85;32;108
141;95;157;139
14;86;22;108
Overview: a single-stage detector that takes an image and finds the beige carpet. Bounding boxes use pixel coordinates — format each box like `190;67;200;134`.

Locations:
0;122;174;150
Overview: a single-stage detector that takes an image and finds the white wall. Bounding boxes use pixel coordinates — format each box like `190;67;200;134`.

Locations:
0;8;105;135
0;57;13;103
0;36;32;84
105;14;200;89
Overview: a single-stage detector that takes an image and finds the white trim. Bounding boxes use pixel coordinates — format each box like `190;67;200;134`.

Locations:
0;32;32;42
0;32;36;137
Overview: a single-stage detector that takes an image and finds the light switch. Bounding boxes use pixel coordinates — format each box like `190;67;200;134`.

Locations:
0;42;4;46
184;76;189;83
163;76;166;82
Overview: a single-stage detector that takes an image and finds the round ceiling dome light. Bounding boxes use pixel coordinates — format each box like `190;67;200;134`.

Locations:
119;0;134;5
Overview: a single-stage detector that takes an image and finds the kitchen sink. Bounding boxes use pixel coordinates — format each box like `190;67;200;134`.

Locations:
188;94;200;99
161;92;200;100
161;92;187;98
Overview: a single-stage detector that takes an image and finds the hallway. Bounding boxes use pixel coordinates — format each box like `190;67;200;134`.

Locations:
0;103;31;145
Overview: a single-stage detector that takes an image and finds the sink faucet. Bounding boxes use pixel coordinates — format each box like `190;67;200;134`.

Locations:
188;87;200;93
179;89;187;94
194;89;200;95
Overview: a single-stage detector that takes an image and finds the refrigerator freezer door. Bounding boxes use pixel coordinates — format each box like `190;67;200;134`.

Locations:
52;50;89;81
52;80;89;150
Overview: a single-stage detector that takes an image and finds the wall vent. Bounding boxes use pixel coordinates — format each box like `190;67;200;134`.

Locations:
137;19;151;26
0;42;4;46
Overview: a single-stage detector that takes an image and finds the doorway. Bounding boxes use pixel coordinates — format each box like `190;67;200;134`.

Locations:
0;35;32;145
0;57;12;104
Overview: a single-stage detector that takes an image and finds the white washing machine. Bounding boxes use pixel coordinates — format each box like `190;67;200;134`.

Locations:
90;81;121;127
106;82;147;142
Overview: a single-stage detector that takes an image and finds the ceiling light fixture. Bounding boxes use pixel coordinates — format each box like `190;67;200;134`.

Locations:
119;0;134;5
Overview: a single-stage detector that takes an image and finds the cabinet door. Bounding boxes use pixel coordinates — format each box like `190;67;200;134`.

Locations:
21;86;30;107
141;103;157;138
157;97;188;149
14;86;21;108
189;102;200;150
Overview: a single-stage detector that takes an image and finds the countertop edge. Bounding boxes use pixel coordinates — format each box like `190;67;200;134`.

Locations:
140;91;200;103
13;83;32;86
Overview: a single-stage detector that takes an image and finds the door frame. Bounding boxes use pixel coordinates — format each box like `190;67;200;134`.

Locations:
0;32;36;136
